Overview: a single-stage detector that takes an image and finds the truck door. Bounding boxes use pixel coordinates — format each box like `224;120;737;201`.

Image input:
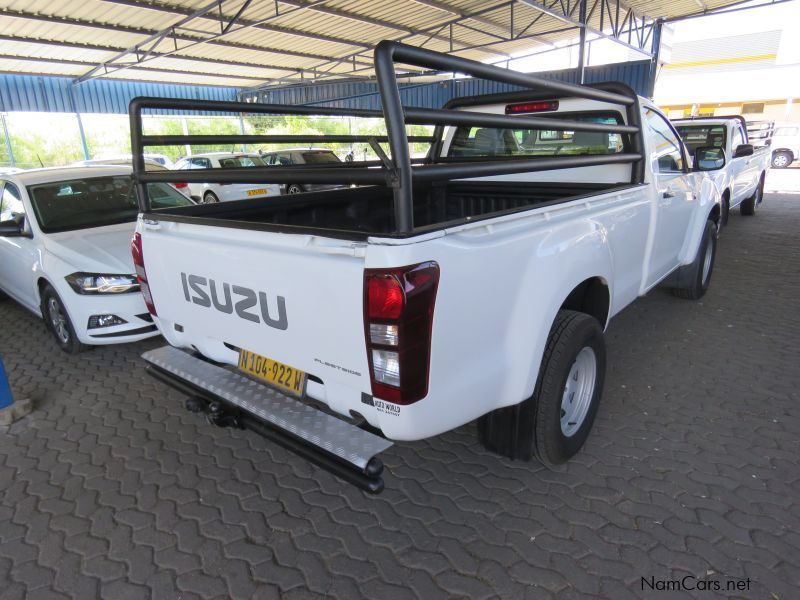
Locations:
643;109;696;285
731;124;757;202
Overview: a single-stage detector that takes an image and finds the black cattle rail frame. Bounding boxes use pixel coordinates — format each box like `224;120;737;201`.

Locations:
130;40;644;235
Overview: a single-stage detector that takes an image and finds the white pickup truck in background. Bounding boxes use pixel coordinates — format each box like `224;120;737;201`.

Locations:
131;42;723;493
673;116;770;222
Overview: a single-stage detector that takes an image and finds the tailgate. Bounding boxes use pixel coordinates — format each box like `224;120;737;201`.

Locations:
139;219;371;392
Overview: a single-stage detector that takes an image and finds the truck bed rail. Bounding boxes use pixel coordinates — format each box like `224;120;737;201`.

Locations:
131;40;644;234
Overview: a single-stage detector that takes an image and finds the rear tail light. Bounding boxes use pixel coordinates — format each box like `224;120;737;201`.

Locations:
172;182;189;189
131;232;157;316
505;100;559;114
364;262;439;405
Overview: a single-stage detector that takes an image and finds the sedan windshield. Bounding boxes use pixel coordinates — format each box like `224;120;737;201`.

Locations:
28;175;193;233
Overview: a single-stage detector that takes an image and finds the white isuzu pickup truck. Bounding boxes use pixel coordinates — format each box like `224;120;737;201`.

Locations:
673;116;770;222
131;42;722;493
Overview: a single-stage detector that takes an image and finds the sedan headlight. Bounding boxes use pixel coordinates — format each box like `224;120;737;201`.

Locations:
65;273;140;295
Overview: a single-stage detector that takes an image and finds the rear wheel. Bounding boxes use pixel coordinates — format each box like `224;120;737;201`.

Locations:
671;219;717;300
41;284;87;354
478;310;606;466
771;151;792;169
287;184;303;195
740;176;764;216
202;191;219;204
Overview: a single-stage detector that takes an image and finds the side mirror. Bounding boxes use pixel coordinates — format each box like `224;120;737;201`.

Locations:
693;146;726;171
733;143;754;158
0;218;24;237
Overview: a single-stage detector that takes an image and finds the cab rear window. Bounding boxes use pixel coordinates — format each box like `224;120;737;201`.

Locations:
446;113;625;159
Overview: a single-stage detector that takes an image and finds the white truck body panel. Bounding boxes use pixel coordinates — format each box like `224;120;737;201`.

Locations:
139;98;721;441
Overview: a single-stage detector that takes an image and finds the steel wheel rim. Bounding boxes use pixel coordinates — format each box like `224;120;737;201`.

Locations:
773;155;788;168
560;346;597;437
47;297;69;344
702;238;713;283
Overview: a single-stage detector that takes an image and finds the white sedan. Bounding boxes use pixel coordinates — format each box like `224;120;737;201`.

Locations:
0;165;194;353
172;152;280;203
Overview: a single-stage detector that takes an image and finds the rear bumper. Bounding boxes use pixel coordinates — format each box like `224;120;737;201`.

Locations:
142;345;393;493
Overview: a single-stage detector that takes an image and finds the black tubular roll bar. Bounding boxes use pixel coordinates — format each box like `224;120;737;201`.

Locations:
131;40;644;234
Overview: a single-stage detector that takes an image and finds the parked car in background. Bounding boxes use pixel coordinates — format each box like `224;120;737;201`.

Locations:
673;116;770;220
259;148;346;194
172;152;280;203
0;166;194;353
767;124;799;168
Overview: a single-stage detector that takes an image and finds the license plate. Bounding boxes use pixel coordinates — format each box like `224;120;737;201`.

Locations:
237;349;306;397
247;188;267;196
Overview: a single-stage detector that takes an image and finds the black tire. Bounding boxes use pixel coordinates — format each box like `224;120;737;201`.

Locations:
478;310;606;466
720;193;730;231
286;184;303;195
771;150;792;169
670;219;717;300
202;191;219;204
740;176;764;216
40;284;88;354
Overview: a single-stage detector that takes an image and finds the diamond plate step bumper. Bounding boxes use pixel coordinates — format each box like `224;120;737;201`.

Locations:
142;345;393;493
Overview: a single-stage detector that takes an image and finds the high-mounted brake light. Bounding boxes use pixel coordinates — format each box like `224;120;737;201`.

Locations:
131;232;158;316
364;262;440;405
505;100;559;114
172;182;189;189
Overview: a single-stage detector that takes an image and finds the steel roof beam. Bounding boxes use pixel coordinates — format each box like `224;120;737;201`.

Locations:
0;8;376;75
99;0;371;49
275;0;508;59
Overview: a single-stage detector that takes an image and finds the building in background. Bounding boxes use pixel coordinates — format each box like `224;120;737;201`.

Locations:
655;1;800;123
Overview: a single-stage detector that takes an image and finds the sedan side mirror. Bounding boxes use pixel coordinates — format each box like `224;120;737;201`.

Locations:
693;146;726;171
733;143;754;158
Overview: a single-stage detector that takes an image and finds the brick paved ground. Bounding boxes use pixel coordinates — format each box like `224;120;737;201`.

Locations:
1;194;798;599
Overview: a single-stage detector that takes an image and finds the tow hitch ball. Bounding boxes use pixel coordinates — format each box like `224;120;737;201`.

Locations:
185;397;241;429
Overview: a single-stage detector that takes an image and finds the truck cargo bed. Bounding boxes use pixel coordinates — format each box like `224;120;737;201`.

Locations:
150;181;628;238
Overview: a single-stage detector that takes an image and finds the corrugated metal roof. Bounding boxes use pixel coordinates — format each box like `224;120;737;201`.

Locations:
0;72;238;113
0;0;756;87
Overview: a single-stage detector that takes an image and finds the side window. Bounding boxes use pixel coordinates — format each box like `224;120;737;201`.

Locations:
0;183;24;222
645;110;685;173
276;153;293;166
190;157;210;169
731;126;745;149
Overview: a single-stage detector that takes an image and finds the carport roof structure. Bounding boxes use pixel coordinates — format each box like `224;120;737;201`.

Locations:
0;0;789;88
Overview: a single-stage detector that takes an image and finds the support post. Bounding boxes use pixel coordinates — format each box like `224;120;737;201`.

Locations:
239;113;247;152
76;111;90;160
182;117;191;156
1;113;15;167
577;0;588;83
646;19;663;99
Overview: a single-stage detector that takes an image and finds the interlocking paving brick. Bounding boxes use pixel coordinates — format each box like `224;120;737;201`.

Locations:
1;194;799;598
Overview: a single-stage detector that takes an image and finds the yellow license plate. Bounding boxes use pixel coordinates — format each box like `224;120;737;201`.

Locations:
247;188;267;196
237;349;306;397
